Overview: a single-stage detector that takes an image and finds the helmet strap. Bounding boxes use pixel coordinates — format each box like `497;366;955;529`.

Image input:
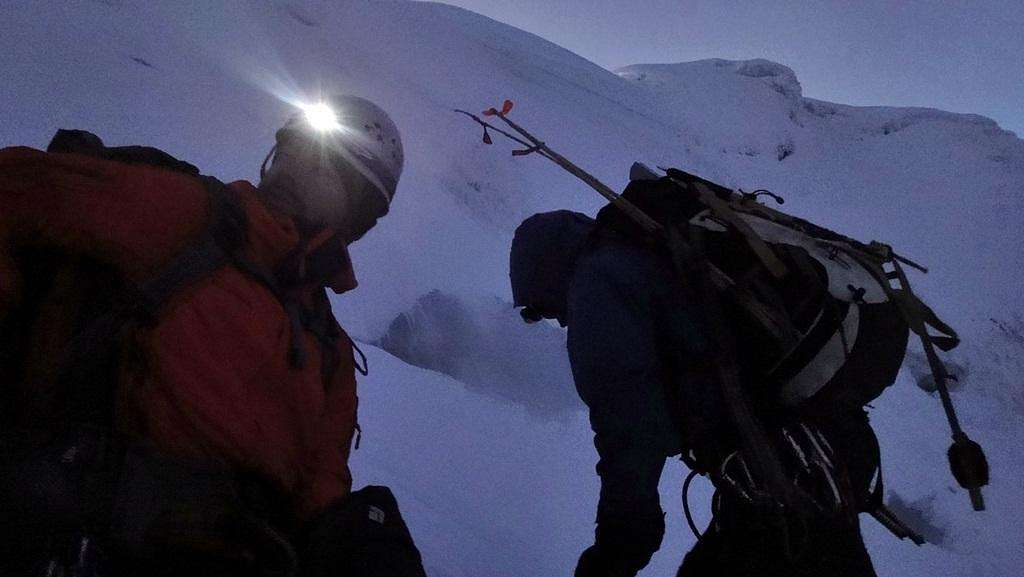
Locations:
259;143;278;180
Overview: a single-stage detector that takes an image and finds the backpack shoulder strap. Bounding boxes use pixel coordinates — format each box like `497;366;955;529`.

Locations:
132;177;244;317
129;176;311;372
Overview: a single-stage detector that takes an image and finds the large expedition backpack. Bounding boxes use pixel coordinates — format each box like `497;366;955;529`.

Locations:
588;164;978;549
598;164;961;420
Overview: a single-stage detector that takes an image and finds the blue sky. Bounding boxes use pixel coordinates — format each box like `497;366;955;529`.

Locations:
437;0;1024;137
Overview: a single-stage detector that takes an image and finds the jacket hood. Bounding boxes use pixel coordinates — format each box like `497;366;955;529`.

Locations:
230;181;358;295
510;210;595;319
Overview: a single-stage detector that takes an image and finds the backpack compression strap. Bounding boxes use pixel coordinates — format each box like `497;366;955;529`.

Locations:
61;178;247;379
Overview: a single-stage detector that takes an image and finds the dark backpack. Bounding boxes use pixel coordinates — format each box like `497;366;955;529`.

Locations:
0;130;257;575
594;167;944;420
1;129;248;428
594;165;968;544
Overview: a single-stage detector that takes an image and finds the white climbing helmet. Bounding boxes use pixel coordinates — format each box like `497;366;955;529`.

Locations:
274;94;404;206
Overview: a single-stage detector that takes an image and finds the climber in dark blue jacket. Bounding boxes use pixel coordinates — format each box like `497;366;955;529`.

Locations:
566;229;695;576
510;209;702;576
510;195;879;577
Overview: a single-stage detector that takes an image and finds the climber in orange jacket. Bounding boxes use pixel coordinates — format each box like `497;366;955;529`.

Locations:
0;95;425;576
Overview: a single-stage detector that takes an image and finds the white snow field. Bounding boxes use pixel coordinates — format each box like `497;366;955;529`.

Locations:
2;1;1022;575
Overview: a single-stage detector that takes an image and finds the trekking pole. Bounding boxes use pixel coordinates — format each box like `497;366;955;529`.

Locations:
666;223;799;513
454;103;662;236
889;258;989;511
832;243;989;511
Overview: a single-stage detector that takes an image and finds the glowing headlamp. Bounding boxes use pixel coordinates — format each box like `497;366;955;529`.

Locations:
301;102;341;132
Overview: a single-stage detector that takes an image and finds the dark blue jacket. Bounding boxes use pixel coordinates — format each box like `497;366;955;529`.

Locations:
567;231;714;573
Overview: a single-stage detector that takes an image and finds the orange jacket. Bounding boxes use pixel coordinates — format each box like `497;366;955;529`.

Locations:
0;146;359;520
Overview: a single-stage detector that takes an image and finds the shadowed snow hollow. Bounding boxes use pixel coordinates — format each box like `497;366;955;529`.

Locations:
376;290;580;416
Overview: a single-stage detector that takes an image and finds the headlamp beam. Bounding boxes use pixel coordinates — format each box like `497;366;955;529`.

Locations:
302;102;341;132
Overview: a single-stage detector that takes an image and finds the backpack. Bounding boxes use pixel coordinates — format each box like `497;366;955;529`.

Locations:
597;164;960;420
594;164;973;548
0;129;278;575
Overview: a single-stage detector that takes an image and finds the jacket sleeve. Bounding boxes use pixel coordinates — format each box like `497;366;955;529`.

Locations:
567;246;681;575
0;146;209;314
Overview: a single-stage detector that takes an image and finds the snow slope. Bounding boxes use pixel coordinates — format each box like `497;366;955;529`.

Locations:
2;1;1022;575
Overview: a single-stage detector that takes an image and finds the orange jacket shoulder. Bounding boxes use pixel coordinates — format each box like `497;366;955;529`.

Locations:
0;146;210;310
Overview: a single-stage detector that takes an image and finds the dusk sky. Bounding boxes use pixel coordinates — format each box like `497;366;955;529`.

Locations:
437;0;1024;137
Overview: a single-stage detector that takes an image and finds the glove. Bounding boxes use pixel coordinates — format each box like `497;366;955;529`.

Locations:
574;544;649;577
575;545;610;577
575;514;665;577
